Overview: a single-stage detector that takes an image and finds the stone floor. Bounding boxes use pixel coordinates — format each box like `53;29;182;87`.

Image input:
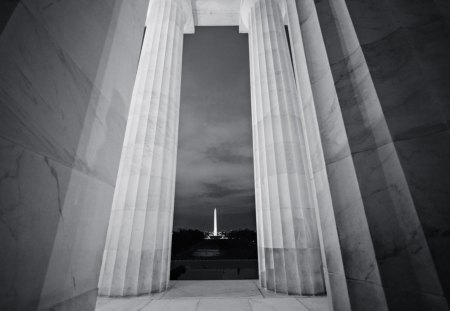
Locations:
95;280;329;311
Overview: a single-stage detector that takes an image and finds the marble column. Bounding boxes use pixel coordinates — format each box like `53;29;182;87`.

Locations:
312;0;449;310
282;1;351;309
241;0;325;295
288;0;388;310
98;0;193;296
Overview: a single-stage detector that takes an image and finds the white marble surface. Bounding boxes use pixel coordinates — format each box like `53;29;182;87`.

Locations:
0;0;148;310
0;137;69;310
22;0;148;104
0;0;19;33
352;143;444;296
343;0;450;306
285;1;339;308
295;0;385;309
95;281;329;311
314;0;450;310
148;0;290;28
361;29;448;141
99;0;189;297
246;0;324;295
293;3;352;308
163;280;261;298
0;4;118;185
192;0;241;26
345;0;450;142
0;0;148;187
331;46;392;153
301;0;450;310
394;130;450;310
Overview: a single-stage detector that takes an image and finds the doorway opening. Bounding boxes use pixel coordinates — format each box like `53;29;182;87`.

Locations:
170;27;257;280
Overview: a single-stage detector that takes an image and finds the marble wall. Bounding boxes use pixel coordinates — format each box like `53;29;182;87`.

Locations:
0;0;20;34
0;0;148;310
312;0;450;310
343;1;450;306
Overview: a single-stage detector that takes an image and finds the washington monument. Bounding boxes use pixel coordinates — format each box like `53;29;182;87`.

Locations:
213;208;218;236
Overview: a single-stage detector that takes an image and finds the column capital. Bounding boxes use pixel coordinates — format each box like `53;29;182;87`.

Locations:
146;0;195;34
239;0;287;33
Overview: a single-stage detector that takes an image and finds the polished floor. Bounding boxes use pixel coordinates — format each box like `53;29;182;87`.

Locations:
95;280;329;311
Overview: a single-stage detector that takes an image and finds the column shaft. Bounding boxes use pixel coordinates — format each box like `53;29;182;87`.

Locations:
246;0;325;295
98;0;186;296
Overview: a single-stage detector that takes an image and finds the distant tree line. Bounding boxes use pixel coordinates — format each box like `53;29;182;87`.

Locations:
171;228;257;257
224;229;257;243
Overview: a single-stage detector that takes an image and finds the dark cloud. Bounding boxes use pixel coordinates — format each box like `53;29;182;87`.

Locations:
202;181;253;199
173;27;255;231
203;182;238;198
204;142;253;164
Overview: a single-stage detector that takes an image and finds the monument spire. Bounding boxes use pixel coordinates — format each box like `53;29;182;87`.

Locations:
214;208;218;236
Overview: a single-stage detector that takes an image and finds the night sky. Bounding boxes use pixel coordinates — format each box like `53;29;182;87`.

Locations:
173;27;256;232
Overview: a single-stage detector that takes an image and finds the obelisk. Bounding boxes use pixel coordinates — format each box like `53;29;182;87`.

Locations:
214;208;218;236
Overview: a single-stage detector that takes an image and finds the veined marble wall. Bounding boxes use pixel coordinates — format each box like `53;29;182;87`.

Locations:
344;0;450;306
310;0;450;310
0;0;20;34
0;0;148;310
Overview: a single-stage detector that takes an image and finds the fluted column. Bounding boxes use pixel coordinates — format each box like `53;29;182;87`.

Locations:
98;0;193;296
242;0;325;295
309;0;447;310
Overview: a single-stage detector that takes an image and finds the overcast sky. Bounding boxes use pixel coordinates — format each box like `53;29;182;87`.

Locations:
173;27;256;232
